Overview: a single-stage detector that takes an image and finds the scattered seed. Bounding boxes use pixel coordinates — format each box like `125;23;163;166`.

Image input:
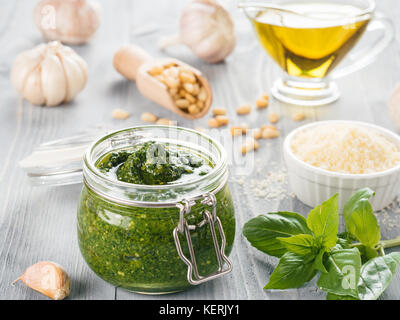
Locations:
156;118;175;126
256;97;269;109
112;108;130;120
253;128;262;140
140;112;157;123
230;125;248;136
268;112;279;123
241;138;259;154
208;118;219;128
237;104;251;115
292;111;306;121
212;108;227;116
261;124;277;131
262;127;280;139
216;115;229;126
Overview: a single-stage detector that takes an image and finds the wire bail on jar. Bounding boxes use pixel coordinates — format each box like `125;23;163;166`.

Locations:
173;192;233;285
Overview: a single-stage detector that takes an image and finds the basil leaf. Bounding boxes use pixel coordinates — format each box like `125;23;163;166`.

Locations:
306;194;339;249
317;248;361;299
358;245;379;263
277;234;315;256
264;252;317;290
343;188;381;248
313;249;328;273
358;252;400;300
326;293;358;300
243;212;312;258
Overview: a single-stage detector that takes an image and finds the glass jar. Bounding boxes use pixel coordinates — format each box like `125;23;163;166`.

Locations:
77;126;235;294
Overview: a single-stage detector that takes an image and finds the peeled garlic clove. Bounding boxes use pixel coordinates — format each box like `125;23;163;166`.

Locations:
389;83;400;130
10;41;88;107
14;261;71;300
34;0;101;45
159;0;236;63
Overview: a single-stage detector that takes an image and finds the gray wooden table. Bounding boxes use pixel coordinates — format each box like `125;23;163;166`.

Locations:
1;0;400;300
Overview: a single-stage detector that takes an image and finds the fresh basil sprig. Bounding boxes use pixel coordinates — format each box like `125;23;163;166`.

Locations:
243;188;400;300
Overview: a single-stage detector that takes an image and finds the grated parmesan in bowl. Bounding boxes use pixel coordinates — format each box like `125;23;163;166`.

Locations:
283;121;400;211
290;124;400;174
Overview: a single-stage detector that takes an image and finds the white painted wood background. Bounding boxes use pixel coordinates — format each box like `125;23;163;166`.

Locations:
1;0;400;300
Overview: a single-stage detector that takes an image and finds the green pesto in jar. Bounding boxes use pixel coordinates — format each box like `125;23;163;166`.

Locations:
77;141;235;293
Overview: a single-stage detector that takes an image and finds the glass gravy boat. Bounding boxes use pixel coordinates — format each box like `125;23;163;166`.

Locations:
240;0;394;106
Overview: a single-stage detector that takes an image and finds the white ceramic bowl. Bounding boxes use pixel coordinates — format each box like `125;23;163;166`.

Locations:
283;120;400;211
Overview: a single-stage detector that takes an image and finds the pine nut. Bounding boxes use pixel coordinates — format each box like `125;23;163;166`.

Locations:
140;112;157;123
164;77;180;88
268;112;279;123
180;72;196;83
112;108;130;120
216;115;229;126
256;97;269;109
292;111;306;121
188;104;200;115
198;88;207;102
236;104;251;115
253;128;262;140
175;99;190;109
183;83;194;93
262;128;280;139
241;138;259;154
208;118;219;128
230;125;248;136
156;118;175;126
212;108;227;116
148;65;164;76
261;124;277;131
185;93;196;103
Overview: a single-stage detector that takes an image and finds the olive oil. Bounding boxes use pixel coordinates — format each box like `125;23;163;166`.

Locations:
251;2;371;78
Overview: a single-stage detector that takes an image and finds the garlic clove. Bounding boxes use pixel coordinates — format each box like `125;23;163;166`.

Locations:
14;261;71;300
60;45;88;87
23;68;46;105
10;45;46;94
59;55;86;101
40;54;67;106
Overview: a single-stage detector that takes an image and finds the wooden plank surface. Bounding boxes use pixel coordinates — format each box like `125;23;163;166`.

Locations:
0;0;400;300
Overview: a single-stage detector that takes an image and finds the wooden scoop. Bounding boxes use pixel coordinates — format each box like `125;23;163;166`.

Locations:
113;44;212;120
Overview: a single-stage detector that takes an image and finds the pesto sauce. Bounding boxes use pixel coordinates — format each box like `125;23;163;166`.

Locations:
97;141;212;185
77;142;235;293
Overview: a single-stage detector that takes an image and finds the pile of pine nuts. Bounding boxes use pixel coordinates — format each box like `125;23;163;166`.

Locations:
148;62;208;116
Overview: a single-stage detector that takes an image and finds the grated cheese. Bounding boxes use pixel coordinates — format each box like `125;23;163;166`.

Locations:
291;124;400;174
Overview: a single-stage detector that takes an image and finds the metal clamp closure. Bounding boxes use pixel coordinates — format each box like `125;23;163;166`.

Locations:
173;193;233;285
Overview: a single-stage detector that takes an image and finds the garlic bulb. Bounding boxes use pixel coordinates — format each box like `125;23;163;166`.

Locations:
11;41;88;106
13;261;70;300
34;0;101;45
159;0;236;63
389;83;400;130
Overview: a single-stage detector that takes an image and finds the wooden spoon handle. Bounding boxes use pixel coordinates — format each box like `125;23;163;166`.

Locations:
113;45;153;81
